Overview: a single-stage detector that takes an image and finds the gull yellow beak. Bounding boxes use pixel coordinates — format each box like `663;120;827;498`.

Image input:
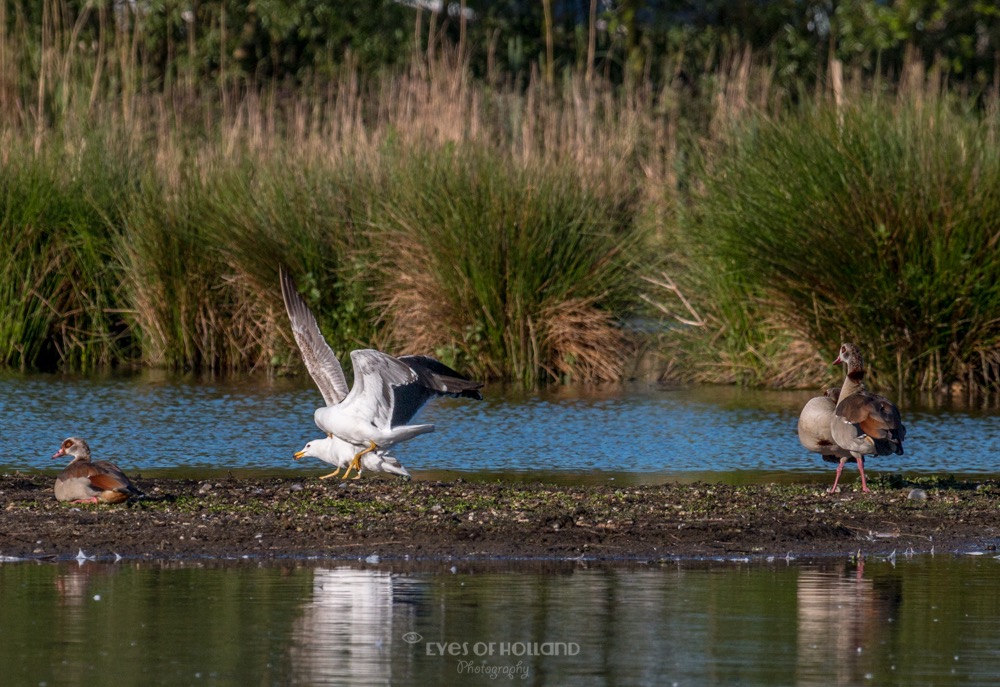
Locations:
293;450;306;460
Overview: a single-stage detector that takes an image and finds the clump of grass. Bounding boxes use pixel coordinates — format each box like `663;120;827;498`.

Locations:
371;144;647;385
198;153;382;369
0;135;137;370
116;151;381;371
685;95;1000;391
115;170;238;370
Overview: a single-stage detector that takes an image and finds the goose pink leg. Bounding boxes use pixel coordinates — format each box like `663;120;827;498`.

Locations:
829;460;846;493
856;457;869;493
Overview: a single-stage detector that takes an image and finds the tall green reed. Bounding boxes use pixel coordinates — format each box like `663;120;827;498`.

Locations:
114;152;381;372
371;144;649;385
0;136;137;370
688;97;1000;391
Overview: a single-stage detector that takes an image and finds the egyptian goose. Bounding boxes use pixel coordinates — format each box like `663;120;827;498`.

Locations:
293;437;411;480
828;343;906;493
797;386;854;466
52;437;143;504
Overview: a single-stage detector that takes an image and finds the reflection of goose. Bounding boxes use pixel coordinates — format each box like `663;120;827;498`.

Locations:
280;267;483;478
55;565;93;606
796;563;902;686
290;567;421;685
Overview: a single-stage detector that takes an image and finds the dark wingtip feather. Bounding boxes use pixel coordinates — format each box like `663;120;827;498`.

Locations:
397;354;484;398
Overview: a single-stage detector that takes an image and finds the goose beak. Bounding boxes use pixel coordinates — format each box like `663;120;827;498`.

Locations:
52;448;66;459
832;354;843;365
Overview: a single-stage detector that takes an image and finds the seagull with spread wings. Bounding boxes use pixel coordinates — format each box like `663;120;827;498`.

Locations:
280;267;483;479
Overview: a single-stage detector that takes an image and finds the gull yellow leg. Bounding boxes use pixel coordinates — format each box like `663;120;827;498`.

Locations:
318;468;341;479
342;440;378;480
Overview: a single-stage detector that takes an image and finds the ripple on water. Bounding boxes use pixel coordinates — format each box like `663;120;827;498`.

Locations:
1;372;998;481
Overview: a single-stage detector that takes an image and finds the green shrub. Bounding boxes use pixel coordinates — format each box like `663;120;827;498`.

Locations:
688;98;1000;390
0;137;136;370
371;144;648;384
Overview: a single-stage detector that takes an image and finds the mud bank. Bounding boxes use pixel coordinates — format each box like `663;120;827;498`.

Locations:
1;474;997;561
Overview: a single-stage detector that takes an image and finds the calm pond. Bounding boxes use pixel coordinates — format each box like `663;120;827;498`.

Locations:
2;556;1000;686
1;370;998;482
2;371;1000;685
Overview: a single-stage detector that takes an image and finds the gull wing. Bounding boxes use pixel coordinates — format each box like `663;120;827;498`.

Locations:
397;355;484;401
279;267;349;406
341;349;422;429
386;355;484;426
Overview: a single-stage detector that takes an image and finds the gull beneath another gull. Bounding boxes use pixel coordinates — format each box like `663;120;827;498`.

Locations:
293;437;411;480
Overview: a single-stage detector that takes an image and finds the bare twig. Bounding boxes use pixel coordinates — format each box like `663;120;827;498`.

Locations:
640;272;706;327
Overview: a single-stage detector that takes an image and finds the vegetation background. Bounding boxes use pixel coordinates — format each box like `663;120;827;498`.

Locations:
1;0;998;394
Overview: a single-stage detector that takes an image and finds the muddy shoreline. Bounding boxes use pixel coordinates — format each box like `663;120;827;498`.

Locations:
1;474;998;562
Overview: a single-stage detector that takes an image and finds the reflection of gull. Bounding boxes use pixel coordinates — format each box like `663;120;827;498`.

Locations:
280;267;483;478
293;437;411;479
290;567;422;685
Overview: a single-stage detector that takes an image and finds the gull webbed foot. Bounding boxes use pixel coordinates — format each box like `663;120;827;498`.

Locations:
342;440;378;480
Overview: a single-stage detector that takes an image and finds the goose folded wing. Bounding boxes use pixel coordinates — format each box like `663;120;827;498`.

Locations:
86;471;128;492
838;394;896;441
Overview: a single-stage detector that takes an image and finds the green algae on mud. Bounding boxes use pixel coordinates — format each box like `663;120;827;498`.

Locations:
1;474;998;561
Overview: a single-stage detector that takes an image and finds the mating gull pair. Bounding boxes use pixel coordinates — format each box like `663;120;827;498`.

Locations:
280;267;483;479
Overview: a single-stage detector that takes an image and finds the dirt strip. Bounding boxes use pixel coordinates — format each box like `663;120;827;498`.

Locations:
1;474;997;561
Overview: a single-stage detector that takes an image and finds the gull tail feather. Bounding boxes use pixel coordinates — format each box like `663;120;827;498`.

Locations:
381;423;435;444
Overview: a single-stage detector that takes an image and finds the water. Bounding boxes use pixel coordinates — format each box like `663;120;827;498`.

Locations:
1;370;998;482
3;373;1000;684
2;555;1000;686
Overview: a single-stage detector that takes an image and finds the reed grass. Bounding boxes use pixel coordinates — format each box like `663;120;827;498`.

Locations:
2;2;999;392
371;144;649;385
686;91;1000;391
112;152;384;372
0;133;137;370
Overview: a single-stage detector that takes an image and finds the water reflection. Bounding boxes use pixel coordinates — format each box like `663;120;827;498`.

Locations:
290;568;420;685
796;561;902;686
3;557;1000;685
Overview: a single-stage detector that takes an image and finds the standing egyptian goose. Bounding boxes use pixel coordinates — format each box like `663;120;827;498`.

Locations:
797;386;854;467
52;437;143;504
828;343;906;493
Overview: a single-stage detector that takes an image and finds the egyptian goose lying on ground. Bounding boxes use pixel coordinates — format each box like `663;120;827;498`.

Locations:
827;343;906;493
52;437;143;504
797;386;854;467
